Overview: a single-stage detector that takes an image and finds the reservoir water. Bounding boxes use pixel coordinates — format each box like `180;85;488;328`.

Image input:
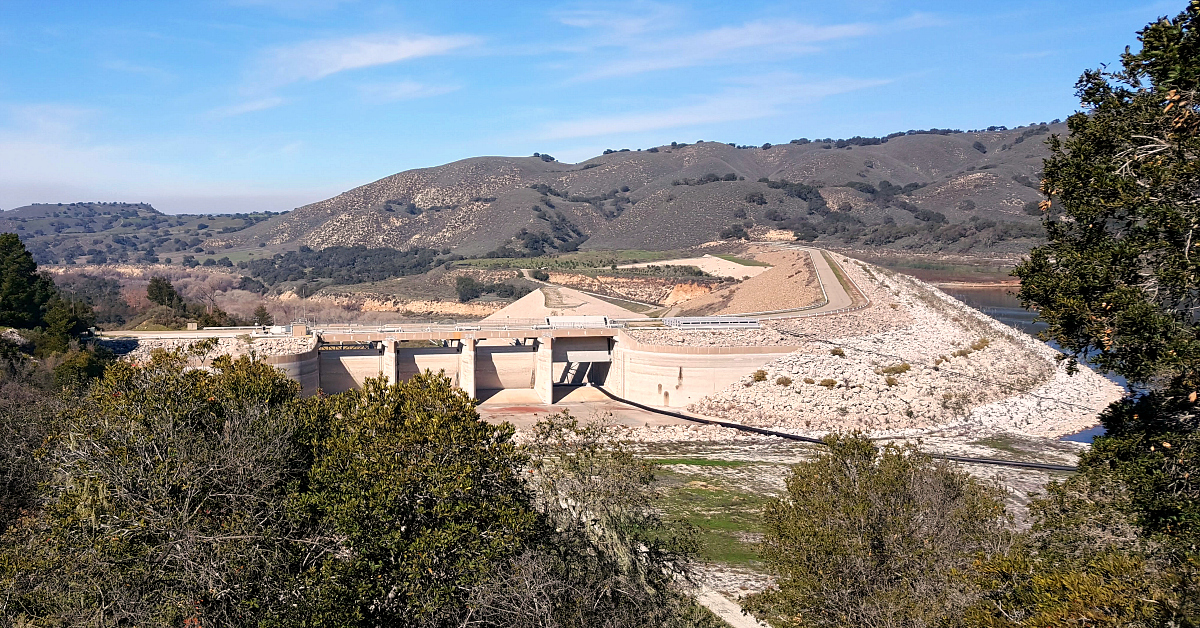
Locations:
938;285;1121;443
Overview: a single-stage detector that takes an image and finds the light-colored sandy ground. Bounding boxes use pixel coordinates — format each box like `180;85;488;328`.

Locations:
618;254;770;279
481;286;642;321
673;249;823;316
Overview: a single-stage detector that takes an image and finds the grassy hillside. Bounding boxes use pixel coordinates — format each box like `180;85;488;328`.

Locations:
227;123;1059;256
2;123;1061;268
0;202;281;265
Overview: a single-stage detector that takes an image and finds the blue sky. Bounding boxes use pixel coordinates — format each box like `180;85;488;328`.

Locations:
0;0;1178;214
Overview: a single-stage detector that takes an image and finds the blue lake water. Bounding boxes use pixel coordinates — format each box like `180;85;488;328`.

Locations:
939;285;1122;443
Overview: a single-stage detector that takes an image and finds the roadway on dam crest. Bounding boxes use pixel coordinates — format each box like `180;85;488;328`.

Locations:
739;246;862;319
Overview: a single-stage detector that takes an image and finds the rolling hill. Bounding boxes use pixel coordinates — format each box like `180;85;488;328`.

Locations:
1;123;1063;266
0;202;279;265
225;122;1061;256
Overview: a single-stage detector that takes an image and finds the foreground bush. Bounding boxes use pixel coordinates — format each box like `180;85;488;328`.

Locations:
279;374;537;627
745;433;1010;628
0;353;717;627
0;350;313;625
467;413;712;628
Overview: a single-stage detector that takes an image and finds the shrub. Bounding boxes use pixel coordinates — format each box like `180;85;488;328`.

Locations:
803;378;815;384
764;208;789;222
531;269;550;281
753;369;768;382
970;337;991;351
456;276;484;302
819;379;837;388
885;376;898;387
720;224;749;240
288;373;538;625
744;434;1008;628
776;376;792;386
830;347;845;357
879;362;911;375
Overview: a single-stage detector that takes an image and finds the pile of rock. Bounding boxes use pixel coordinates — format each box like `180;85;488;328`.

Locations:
1;328;30;350
105;336;316;364
625;327;798;347
690;260;1122;439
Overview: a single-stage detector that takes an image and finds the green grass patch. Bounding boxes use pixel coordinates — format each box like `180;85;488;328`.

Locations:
457;249;682;270
969;435;1028;456
712;253;770;267
656;469;770;568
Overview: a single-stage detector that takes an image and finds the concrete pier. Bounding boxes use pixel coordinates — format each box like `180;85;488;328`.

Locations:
458;338;476;399
534;335;553;404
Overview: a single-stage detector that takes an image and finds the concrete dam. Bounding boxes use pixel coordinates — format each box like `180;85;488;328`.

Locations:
267;322;794;408
116;320;795;409
104;248;863;409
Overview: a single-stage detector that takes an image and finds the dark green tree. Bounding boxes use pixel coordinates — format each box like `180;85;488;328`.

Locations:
251;304;274;326
1004;3;1200;623
37;296;95;355
0;233;55;329
456;275;484;302
281;373;538;627
146;275;183;310
1013;0;1200;542
0;348;317;626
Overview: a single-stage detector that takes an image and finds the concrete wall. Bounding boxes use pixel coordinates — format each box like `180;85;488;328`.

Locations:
608;332;796;408
264;348;320;397
319;348;388;393
396;347;460;383
267;331;796;406
477;345;537;390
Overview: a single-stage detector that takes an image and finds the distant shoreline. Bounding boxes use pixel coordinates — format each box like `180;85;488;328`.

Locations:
932;280;1021;289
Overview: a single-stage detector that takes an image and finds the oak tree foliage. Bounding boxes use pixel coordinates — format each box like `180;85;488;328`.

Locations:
744;434;1010;628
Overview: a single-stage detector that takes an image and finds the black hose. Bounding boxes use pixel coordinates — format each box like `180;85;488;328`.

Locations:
592;386;1078;472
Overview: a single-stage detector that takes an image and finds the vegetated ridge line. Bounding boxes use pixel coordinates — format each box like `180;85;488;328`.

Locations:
590;386;1078;472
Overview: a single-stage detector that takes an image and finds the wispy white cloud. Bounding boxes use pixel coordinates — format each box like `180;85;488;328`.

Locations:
538;74;888;139
358;80;459;103
577;20;872;80
0;104;332;214
554;2;681;36
207;97;286;118
559;8;940;81
258;32;477;86
0;104;177;195
3;104;98;139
